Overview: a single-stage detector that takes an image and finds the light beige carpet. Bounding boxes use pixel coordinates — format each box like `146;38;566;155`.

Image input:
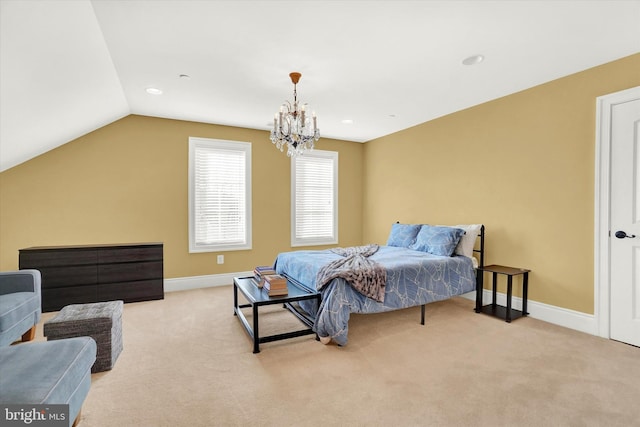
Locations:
32;286;640;427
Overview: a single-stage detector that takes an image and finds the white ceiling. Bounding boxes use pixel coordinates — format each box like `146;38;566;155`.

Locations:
1;0;639;172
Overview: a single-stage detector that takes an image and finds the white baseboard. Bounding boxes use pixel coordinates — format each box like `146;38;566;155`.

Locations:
166;272;599;337
461;290;598;336
164;271;253;292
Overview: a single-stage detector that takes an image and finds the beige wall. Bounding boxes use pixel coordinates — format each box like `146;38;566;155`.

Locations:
2;54;639;315
0;116;364;278
362;53;640;314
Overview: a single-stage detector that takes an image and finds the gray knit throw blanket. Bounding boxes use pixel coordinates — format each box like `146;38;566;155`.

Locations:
316;244;387;303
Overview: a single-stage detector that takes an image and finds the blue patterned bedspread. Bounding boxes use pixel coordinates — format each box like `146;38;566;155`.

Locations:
274;245;476;346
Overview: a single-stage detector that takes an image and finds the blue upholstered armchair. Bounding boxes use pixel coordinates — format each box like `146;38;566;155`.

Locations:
0;270;96;427
0;270;41;347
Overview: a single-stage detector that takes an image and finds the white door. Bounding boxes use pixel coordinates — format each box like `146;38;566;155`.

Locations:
610;92;640;347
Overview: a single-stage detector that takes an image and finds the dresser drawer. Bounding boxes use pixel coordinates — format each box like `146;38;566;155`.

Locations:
98;261;163;284
98;279;164;303
20;249;97;268
98;245;163;263
42;286;98;312
37;265;98;288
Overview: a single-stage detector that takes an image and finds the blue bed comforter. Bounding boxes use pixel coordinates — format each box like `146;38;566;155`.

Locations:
274;245;476;346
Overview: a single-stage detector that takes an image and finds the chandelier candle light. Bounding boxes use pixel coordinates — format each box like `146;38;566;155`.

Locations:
270;72;320;157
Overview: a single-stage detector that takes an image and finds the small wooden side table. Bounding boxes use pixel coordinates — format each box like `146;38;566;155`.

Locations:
475;264;530;323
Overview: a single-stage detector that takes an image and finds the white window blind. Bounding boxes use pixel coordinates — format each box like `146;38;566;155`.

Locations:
291;150;338;246
189;137;252;252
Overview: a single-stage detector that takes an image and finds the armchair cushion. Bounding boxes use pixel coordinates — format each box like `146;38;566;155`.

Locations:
0;337;96;427
0;270;41;347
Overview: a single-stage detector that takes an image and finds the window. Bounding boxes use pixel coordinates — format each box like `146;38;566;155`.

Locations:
291;150;338;246
189;137;252;252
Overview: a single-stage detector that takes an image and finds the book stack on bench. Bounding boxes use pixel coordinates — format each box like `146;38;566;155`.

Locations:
263;274;288;296
253;265;276;288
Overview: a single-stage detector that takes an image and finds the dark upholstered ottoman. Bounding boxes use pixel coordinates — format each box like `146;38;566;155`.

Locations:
44;301;123;373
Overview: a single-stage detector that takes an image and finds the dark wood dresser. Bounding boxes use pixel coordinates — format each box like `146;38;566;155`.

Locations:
19;243;164;312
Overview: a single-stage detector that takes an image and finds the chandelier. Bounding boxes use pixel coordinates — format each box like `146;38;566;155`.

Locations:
270;72;320;157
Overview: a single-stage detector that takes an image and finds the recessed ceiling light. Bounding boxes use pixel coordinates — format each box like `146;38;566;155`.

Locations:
146;87;163;95
462;55;484;66
341;119;353;125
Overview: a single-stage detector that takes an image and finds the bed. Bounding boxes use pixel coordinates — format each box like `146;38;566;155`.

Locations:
274;223;485;346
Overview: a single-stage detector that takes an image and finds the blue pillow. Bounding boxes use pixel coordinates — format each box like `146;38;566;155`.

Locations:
386;223;421;247
409;225;465;256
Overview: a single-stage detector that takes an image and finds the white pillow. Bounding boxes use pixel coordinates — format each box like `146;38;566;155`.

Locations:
454;224;482;258
438;224;482;258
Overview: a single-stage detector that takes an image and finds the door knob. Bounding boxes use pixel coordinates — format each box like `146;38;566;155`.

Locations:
615;230;636;239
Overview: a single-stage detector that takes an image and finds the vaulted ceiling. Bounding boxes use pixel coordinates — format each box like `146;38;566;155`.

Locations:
1;0;639;172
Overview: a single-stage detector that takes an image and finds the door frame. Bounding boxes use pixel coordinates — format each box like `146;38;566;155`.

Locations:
594;85;640;339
